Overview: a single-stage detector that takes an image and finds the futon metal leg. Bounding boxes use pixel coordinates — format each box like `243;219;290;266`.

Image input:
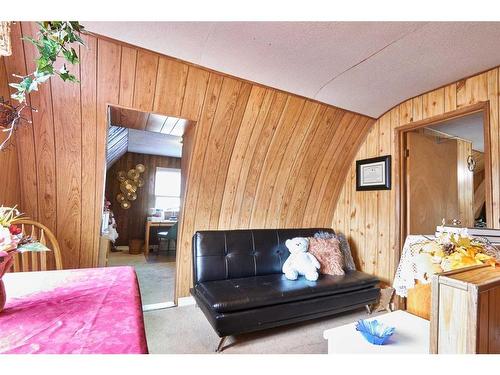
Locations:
215;336;228;353
365;304;372;314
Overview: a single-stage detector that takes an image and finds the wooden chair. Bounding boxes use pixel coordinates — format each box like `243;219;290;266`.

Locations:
10;219;63;272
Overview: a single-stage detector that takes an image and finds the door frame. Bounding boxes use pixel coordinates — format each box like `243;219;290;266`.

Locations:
100;103;196;305
396;101;492;256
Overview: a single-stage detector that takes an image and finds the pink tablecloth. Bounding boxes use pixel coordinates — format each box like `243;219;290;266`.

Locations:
0;267;148;354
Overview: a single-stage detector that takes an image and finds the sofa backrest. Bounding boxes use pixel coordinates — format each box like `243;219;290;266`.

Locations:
192;228;335;283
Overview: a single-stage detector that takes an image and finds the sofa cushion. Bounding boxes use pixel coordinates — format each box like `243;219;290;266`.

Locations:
308;237;345;276
193;271;379;313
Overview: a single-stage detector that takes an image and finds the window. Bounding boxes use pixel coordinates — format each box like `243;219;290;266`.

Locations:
154;167;181;211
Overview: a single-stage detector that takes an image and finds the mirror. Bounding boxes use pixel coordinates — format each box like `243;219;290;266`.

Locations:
405;111;487;234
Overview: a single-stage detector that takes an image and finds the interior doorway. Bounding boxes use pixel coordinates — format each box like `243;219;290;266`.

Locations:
399;103;492;237
100;104;195;311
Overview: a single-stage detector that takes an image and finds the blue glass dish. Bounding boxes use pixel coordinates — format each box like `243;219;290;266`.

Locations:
355;319;395;345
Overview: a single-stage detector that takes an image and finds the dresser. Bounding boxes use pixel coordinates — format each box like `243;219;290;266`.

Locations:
430;264;500;353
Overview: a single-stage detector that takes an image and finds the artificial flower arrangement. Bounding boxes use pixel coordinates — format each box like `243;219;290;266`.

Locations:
0;206;49;255
0;206;50;312
411;227;498;282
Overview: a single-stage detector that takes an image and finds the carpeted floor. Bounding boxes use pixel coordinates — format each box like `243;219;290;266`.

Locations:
108;250;381;354
107;250;176;305
143;304;381;354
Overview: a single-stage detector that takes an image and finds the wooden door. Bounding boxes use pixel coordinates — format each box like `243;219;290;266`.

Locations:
406;131;460;234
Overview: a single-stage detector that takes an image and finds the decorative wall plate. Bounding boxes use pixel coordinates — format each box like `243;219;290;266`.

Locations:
126;191;137;201
127;169;139;180
120;200;131;209
116;165;145;209
117;171;127;182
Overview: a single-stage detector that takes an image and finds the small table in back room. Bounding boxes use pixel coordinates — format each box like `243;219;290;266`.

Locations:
143;220;177;255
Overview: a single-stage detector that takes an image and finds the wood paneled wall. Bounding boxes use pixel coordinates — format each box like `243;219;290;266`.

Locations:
0;57;21;207
105;152;181;246
1;22;373;298
333;68;500;285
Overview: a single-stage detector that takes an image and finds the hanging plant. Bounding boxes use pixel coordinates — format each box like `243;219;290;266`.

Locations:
0;21;86;150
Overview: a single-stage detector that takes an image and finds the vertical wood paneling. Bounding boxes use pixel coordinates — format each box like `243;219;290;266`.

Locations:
218;86;268;229
319;116;373;225
0;58;21;207
237;92;288;228
3;22;38;219
193;77;241;231
153;58;189;117
266;101;320;228
334;67;500;286
399;99;413;125
306;112;359;225
133;50;158;112
4;26;374;299
364;121;379;275
281;105;330;226
423;88;445;119
377;112;392;284
389;107;400;282
210;82;252;228
180;66;210;121
20;22;57;233
250;96;305;226
175;73;223;298
119;47;137;107
79;34;98;267
95;39;121;267
488;69;500;226
412;96;423;122
444;83;457;112
51;53;82;269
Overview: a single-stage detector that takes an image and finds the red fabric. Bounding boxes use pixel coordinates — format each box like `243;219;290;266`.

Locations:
0;267;148;354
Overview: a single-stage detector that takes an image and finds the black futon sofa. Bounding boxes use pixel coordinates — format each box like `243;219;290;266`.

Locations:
190;228;380;351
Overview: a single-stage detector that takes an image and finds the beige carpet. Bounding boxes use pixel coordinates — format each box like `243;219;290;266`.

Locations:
107;251;176;305
143;305;382;354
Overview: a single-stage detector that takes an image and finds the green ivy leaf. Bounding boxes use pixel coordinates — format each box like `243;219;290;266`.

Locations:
63;47;79;64
10;21;85;103
34;71;52;83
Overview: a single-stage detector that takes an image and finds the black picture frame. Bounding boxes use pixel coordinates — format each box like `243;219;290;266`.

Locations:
356;155;391;191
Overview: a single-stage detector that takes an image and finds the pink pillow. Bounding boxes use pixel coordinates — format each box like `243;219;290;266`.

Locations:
308;237;345;276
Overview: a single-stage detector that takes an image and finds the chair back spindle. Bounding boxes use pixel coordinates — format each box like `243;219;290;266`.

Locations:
10;219;63;272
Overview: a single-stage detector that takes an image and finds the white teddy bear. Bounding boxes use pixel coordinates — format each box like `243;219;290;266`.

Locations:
282;237;321;281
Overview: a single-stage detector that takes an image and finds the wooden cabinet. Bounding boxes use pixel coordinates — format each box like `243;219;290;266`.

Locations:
430;264;500;353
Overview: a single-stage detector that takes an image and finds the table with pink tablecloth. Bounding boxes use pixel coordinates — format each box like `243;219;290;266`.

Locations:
0;266;148;354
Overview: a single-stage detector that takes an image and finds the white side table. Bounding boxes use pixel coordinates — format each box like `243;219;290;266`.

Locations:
323;310;429;354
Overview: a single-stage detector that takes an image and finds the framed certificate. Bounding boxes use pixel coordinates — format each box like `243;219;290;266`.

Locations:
356;155;391;191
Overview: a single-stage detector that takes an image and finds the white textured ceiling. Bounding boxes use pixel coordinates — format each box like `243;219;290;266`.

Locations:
85;22;500;117
429;112;484;152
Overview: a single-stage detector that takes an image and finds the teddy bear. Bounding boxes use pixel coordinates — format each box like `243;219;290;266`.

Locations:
282;237;321;281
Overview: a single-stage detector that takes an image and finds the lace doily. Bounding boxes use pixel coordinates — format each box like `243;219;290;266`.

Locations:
392;235;435;297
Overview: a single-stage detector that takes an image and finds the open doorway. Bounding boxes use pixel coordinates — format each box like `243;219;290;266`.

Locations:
399;104;492;237
100;105;194;311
